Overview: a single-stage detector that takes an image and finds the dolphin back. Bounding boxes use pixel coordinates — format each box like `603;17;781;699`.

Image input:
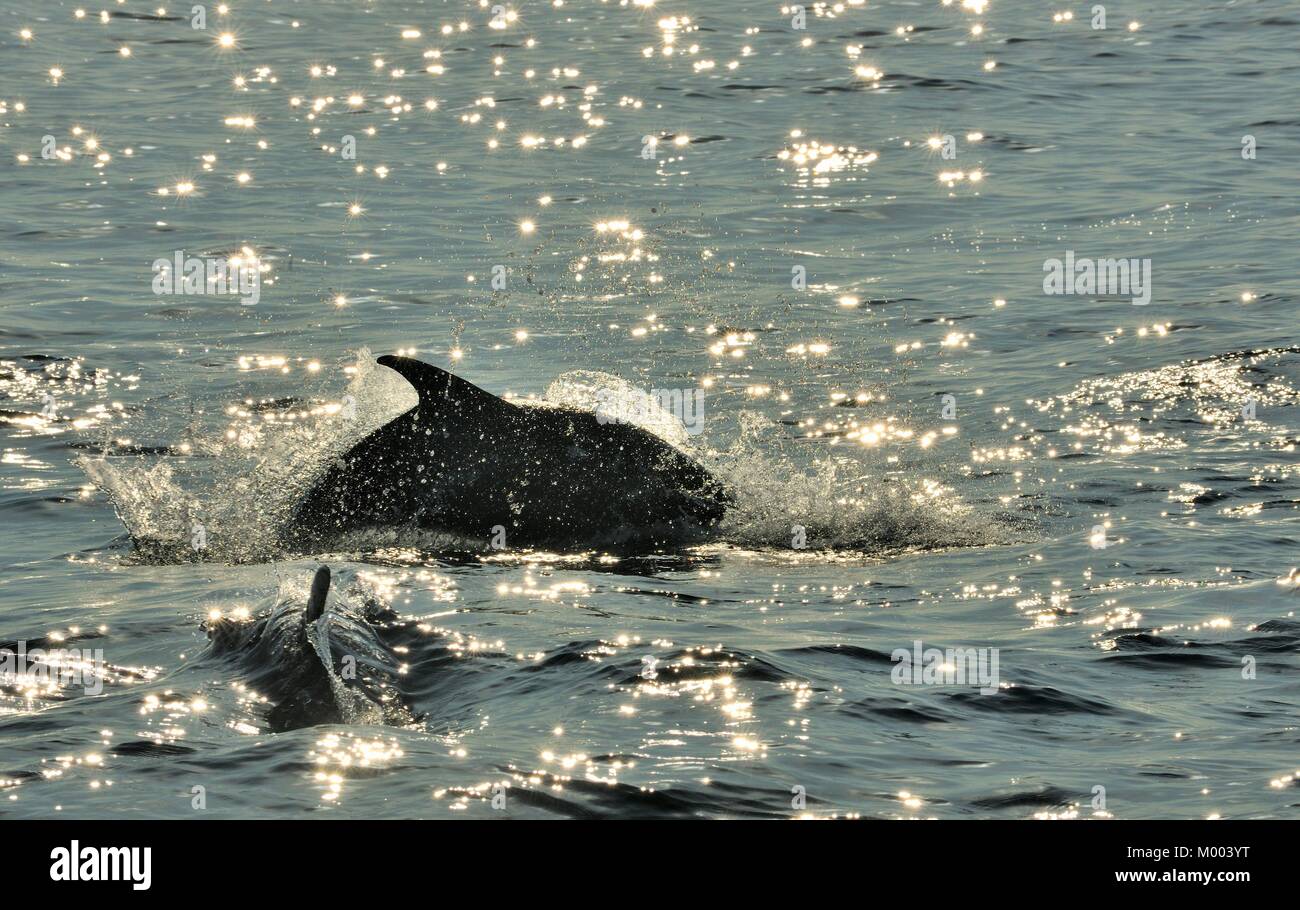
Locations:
202;566;418;731
284;355;732;552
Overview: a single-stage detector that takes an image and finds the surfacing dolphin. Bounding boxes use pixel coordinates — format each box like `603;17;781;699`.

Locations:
204;566;416;731
282;355;732;552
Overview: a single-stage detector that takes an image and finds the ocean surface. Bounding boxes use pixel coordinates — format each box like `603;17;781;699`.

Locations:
1;0;1297;819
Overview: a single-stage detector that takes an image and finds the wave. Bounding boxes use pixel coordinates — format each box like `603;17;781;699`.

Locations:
79;349;412;563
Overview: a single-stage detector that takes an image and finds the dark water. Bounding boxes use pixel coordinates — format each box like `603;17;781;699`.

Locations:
1;0;1297;818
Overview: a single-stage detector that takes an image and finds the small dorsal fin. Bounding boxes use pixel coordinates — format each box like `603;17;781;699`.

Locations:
377;355;506;415
305;565;330;622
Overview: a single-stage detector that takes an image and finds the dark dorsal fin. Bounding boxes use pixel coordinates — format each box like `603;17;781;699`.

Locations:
377;355;507;416
305;565;330;622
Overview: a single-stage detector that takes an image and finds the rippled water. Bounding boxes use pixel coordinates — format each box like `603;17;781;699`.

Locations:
1;0;1297;819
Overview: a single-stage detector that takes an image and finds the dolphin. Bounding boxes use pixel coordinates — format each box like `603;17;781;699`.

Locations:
281;355;731;553
204;566;416;731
